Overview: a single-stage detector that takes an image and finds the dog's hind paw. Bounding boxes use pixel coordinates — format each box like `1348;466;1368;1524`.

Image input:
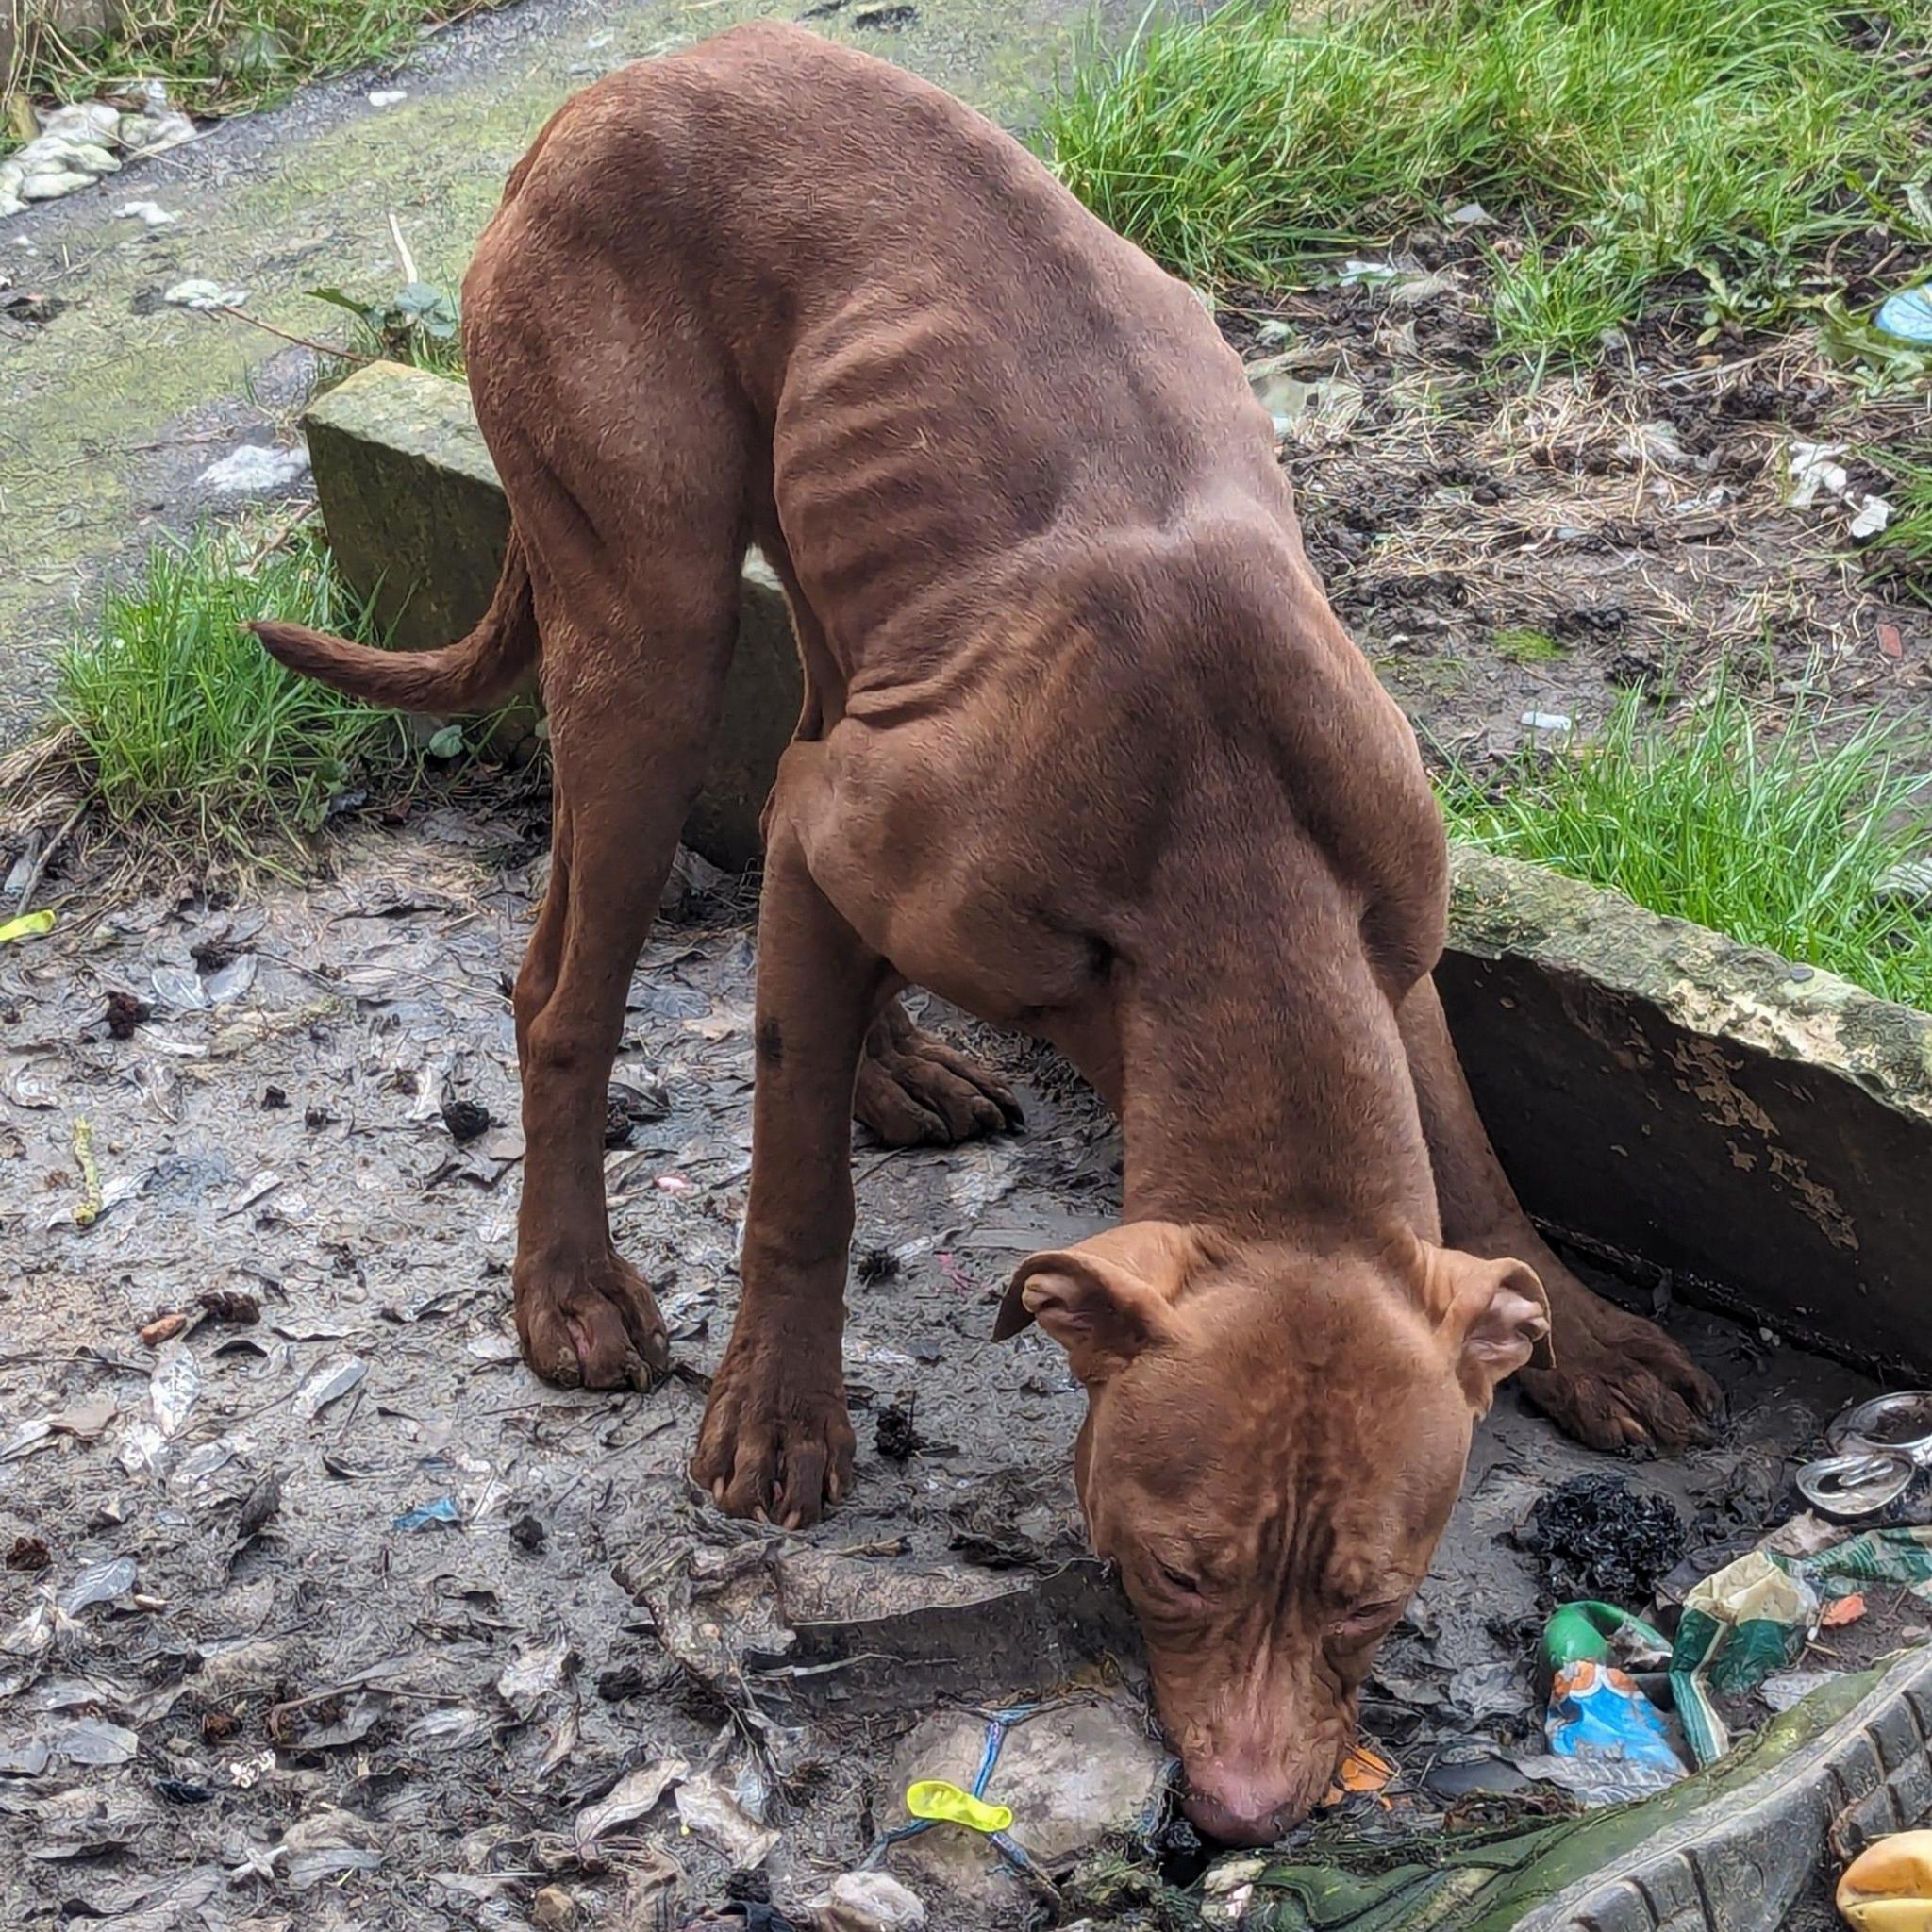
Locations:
855;1002;1023;1147
513;1249;670;1392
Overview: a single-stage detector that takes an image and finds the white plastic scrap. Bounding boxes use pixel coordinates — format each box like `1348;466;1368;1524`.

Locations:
674;1769;780;1867
1789;439;1891;538
574;1757;688;1849
294;1354;366;1419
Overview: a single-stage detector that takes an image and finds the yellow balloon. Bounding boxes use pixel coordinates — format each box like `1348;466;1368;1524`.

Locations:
904;1780;1014;1836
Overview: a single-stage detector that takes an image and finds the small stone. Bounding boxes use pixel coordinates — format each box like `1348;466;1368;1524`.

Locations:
530;1886;576;1928
141;1311;190;1348
61;143;121;175
21;171;94;201
195;442;308;492
367;88;408;108
813;1872;927;1931
164;278;236;309
509;1513;546;1553
130;110;196;155
116;199;178;228
442;1098;492;1144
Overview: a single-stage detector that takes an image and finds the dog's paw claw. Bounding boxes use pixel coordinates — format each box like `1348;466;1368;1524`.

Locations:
691;1346;855;1527
514;1251;670;1391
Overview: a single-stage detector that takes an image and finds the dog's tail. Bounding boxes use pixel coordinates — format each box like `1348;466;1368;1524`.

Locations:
251;526;537;713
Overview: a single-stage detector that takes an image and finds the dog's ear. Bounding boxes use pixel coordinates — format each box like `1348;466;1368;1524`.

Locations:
1427;1248;1553;1411
994;1223;1199;1385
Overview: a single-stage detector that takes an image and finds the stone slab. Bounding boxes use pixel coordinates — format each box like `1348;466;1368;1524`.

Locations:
1441;849;1932;1375
300;359;800;865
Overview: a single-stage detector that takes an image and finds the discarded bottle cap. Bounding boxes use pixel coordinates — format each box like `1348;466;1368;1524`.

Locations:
1875;285;1932;346
1839;1828;1932;1930
905;1779;1014;1835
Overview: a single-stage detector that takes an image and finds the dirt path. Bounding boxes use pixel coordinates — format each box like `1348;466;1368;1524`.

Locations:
0;0;1124;740
0;799;1902;1928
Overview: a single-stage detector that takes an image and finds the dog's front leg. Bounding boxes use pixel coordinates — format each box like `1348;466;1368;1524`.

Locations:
691;796;878;1527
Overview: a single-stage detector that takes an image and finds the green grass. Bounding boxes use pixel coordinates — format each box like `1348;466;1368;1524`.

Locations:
1491;626;1567;664
12;0;500;123
1869;446;1932;605
54;525;415;865
1438;683;1932;1010
1041;0;1932;364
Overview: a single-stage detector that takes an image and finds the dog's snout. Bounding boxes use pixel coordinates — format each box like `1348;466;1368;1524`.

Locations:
1181;1764;1300;1847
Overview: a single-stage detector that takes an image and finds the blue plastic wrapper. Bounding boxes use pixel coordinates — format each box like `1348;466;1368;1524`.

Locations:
1875;285;1932;345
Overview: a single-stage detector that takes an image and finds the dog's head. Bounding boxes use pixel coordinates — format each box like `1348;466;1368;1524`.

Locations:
996;1221;1549;1845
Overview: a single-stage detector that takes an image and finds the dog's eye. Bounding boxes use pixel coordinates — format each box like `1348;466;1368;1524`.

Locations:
1331;1598;1402;1639
1156;1561;1205;1598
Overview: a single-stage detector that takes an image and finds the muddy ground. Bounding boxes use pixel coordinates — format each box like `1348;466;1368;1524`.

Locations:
1;787;1922;1929
1215;234;1932;767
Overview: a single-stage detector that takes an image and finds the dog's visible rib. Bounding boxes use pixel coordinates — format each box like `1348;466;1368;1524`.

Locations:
250;524;537;712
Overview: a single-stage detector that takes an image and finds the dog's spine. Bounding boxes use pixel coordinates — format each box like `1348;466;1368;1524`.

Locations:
250;525;537;712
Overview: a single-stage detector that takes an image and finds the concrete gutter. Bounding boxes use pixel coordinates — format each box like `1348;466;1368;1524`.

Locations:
302;358;1932;1381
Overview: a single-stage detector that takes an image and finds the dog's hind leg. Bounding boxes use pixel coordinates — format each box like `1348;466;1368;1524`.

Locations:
1399;976;1723;1450
503;447;749;1391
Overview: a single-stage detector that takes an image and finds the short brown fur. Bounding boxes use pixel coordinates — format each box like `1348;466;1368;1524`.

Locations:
254;25;1719;1841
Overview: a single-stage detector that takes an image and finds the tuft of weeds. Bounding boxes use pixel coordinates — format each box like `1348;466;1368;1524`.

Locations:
1438;681;1932;1011
1867;445;1932;605
1491;626;1568;665
14;0;506;123
1041;0;1932;365
308;279;464;382
52;524;416;868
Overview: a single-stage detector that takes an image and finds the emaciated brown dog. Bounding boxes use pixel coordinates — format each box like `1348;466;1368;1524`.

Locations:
254;25;1720;1843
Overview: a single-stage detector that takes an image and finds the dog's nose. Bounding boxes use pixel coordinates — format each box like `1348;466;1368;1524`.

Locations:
1181;1775;1294;1847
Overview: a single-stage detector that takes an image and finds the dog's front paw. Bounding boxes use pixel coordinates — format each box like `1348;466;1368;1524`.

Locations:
514;1248;670;1392
691;1340;855;1528
855;1023;1024;1146
1518;1321;1721;1452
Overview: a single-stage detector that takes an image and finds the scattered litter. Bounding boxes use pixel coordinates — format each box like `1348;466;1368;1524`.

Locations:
496;1632;573;1715
1839;1829;1932;1929
70;1116;102;1226
575;1756;688;1850
675;1766;782;1868
1524;1602;1683;1806
294;1354;366;1418
58;1556;136;1614
1521;710;1574;734
148;1339;201;1437
115;198;178;226
1789;440;1891;538
1762;1667;1841;1712
1875;283;1932;345
1670;1551;1817;1765
882;1698;1167;1907
393;1497;463;1532
0;908;55;945
161;277;247;309
367;88;408;107
197;444;308;496
1822;1591;1868;1628
1446;200;1492;226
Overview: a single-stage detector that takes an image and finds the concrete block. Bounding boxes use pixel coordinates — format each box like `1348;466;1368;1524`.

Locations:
1440;849;1932;1377
300;360;802;867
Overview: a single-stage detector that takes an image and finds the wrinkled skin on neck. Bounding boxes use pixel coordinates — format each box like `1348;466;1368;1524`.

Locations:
998;1224;1549;1845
